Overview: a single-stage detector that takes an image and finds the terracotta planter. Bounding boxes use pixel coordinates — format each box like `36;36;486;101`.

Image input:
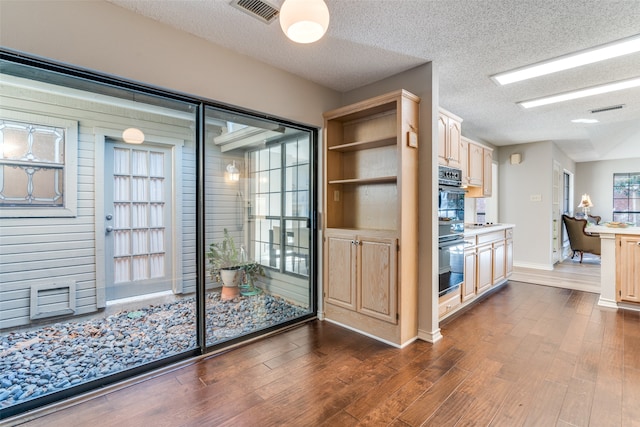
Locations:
220;268;241;300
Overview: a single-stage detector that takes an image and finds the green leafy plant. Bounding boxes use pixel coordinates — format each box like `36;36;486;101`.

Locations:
207;228;242;282
206;229;266;286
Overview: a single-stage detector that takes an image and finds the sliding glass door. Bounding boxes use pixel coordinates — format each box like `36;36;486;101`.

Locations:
203;107;314;348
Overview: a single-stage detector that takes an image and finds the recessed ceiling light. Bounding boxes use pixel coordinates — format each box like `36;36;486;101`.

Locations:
518;77;640;109
571;119;599;124
492;34;640;85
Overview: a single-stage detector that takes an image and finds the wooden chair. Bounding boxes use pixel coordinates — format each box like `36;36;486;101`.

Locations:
562;215;601;263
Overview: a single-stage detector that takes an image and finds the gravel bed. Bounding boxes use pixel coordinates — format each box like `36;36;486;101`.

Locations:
0;292;307;409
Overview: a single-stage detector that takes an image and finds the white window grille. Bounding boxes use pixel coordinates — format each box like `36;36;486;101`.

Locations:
0;112;77;217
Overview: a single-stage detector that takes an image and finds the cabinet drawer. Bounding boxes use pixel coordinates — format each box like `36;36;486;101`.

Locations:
477;230;505;245
439;288;461;318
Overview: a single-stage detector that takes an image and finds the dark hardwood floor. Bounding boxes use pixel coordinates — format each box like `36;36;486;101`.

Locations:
9;281;640;427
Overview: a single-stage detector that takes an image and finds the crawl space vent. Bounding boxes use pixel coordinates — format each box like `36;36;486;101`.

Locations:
590;104;625;114
230;0;279;24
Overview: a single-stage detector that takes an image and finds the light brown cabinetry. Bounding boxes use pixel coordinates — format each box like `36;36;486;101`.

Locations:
323;90;419;346
466;143;493;198
476;243;493;293
439;287;461;318
440;227;514;320
462;237;477;302
492;239;506;284
616;235;640;303
438;108;462;168
325;232;398;323
506;229;513;277
462;137;483;187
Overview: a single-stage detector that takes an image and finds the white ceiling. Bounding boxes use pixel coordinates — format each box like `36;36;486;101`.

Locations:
108;0;640;163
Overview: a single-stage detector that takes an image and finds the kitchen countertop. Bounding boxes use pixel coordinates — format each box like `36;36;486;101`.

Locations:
463;223;515;237
588;224;640;236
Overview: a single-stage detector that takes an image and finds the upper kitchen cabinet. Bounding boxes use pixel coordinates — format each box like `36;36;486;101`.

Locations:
322;89;420;347
465;138;493;198
438;108;462;168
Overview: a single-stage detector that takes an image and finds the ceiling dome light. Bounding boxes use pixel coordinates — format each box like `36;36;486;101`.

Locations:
122;127;145;144
279;0;329;44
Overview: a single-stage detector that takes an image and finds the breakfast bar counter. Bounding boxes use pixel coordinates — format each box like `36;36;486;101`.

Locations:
589;224;640;310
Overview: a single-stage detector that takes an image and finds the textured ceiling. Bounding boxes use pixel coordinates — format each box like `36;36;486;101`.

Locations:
108;0;640;162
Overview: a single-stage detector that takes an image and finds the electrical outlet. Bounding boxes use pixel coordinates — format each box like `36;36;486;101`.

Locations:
530;194;542;202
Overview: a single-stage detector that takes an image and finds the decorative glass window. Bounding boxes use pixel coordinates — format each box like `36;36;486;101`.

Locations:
0;112;77;217
613;172;640;226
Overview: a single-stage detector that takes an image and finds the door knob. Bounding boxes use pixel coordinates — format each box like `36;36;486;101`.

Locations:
106;226;113;233
106;214;113;220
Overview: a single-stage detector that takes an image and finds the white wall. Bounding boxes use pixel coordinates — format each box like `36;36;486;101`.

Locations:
575;158;640;223
498;141;564;269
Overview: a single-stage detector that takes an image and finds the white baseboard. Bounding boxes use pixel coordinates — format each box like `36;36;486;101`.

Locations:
513;261;554;271
417;328;443;343
597;297;618;309
322;318;418;348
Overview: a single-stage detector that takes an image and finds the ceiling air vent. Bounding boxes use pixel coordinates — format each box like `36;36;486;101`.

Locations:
590;104;625;114
230;0;279;24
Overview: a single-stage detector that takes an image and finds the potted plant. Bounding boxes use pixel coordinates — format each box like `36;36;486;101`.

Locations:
207;228;243;300
207;228;267;300
239;261;265;296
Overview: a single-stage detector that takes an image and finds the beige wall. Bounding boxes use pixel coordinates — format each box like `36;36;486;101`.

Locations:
0;0;340;127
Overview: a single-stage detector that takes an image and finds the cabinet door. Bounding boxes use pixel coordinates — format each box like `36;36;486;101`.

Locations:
462;249;477;302
492;240;505;284
437;113;448;166
617;235;640;303
325;233;357;310
468;143;483;186
477;244;492;293
358;236;398;324
460;138;470;187
506;238;513;277
447;119;462;168
482;149;493;197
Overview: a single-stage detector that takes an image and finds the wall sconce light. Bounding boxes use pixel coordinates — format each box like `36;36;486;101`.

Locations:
279;0;330;44
510;153;522;165
226;161;240;182
122;127;145;144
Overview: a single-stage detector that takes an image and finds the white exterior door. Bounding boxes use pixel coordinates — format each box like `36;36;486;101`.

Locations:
104;142;173;301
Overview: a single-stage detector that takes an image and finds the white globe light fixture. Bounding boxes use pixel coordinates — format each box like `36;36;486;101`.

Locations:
279;0;329;44
122;127;145;144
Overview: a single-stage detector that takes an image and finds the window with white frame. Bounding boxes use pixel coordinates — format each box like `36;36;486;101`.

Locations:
613;172;640;226
0;112;77;217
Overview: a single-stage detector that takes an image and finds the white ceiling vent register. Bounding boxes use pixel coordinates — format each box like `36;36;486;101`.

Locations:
230;0;279;24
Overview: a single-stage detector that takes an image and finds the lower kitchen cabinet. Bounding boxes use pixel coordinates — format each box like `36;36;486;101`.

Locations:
492;239;506;285
325;231;397;323
439;226;514;320
462;238;477;302
617;234;640;303
477;243;493;293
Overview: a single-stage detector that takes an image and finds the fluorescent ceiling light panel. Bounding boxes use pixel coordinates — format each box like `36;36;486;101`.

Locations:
518;77;640;109
571;118;599;124
492;34;640;85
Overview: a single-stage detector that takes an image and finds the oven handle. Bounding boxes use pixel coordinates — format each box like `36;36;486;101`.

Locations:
438;238;465;249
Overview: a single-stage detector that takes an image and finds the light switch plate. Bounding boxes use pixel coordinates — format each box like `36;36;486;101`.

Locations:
407;131;418;148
